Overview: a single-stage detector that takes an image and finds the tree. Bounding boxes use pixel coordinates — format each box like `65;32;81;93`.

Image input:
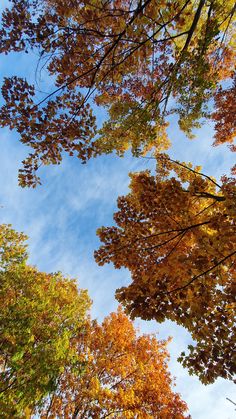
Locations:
212;72;236;175
0;224;189;417
0;0;235;186
0;224;91;417
38;308;189;418
95;155;236;384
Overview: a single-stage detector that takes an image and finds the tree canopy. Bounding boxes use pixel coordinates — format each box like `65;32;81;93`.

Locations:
0;224;189;417
38;308;189;418
0;0;235;186
0;224;91;416
95;155;236;384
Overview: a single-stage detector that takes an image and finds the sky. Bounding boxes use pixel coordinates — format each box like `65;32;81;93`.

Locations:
0;2;235;418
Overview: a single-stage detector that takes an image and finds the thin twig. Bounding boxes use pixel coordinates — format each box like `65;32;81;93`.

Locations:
167;250;236;294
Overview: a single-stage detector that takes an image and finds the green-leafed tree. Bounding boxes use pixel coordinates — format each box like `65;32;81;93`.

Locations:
0;224;90;417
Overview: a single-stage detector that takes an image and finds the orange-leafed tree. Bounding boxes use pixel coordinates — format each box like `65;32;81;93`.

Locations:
95;155;236;384
0;0;235;186
212;74;236;147
38;308;189;418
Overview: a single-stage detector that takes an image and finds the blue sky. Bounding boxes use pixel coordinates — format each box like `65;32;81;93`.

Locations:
0;2;235;417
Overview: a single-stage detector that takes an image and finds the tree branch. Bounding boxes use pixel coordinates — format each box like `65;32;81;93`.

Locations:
98;220;212;263
143;155;222;188
167;250;236;294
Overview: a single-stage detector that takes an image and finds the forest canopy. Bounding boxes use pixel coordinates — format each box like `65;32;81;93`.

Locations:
0;0;235;414
0;0;235;186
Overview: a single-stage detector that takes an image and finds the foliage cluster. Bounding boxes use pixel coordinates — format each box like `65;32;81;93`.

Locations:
0;0;235;185
0;225;188;418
